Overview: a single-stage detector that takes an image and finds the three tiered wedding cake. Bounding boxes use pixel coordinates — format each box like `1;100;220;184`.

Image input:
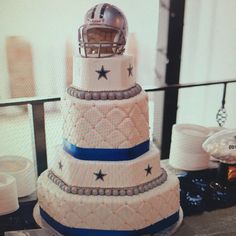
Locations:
34;3;181;235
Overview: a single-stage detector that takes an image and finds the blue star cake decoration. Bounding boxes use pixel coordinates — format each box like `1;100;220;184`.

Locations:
96;65;110;80
127;64;133;77
94;169;107;181
145;164;152;176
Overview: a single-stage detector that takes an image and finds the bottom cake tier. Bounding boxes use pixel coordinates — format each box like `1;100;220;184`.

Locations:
35;169;180;235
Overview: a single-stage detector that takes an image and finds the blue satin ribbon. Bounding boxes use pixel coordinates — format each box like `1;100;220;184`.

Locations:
40;207;179;236
63;139;150;161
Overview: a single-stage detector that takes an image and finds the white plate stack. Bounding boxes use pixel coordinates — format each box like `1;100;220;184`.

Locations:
0;156;36;198
0;173;19;215
169;124;210;170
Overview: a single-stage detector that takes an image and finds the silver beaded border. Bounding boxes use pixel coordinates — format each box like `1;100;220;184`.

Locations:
67;84;142;100
47;168;167;196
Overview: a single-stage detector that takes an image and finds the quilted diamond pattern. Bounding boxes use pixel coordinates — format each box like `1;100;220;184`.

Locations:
62;92;149;149
84;107;104;126
117;118;135;138
95;118;114;137
117;205;145;229
38;170;180;231
106;108;127;125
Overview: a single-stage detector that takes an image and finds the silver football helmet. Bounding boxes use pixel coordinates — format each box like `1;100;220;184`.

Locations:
78;3;128;58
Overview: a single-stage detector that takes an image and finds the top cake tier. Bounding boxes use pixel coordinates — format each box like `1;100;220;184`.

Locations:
73;55;136;91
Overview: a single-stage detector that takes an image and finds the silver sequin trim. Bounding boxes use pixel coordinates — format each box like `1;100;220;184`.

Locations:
47;168;168;196
67;84;142;100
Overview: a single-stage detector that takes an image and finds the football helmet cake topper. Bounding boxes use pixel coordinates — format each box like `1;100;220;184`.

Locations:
78;3;128;58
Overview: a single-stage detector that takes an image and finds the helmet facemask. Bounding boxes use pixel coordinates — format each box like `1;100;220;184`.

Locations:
79;25;126;58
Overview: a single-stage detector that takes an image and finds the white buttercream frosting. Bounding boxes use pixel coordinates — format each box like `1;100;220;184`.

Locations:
50;144;161;188
35;48;181;234
73;55;136;91
62;91;149;149
38;169;179;231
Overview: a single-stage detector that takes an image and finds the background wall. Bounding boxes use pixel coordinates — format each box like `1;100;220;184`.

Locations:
178;0;236;129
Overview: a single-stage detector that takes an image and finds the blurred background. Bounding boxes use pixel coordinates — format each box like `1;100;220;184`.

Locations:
0;0;236;165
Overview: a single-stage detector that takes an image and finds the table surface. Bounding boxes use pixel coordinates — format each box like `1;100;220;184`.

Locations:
161;160;236;236
174;206;236;236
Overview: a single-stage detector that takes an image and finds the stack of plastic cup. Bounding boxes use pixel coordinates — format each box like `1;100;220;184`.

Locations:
169;124;210;170
0;156;36;197
0;173;19;215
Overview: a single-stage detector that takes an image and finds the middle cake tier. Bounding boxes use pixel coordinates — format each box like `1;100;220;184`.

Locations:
50;144;162;189
62;89;149;150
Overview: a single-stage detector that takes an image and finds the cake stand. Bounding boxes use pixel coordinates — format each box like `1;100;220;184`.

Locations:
33;204;183;236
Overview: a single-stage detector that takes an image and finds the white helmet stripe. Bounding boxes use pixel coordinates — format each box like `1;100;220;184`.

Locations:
94;4;105;20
